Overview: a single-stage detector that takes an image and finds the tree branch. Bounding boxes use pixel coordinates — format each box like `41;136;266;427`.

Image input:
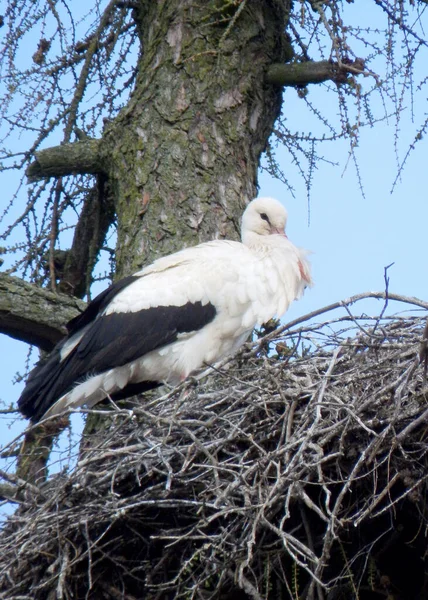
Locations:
26;138;105;182
57;176;115;298
266;59;365;87
0;468;46;503
0;273;85;350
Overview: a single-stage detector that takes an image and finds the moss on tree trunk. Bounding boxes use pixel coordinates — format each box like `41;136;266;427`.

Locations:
102;0;289;276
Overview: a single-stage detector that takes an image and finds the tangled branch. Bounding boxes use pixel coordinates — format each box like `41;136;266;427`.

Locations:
1;294;428;599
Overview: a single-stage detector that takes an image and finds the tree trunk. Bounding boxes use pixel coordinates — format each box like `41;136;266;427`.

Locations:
102;0;289;276
71;0;291;453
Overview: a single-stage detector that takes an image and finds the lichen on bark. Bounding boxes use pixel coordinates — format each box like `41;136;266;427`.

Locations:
102;0;291;276
0;273;85;350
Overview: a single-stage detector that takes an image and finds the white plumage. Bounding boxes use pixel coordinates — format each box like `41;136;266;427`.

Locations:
18;197;312;422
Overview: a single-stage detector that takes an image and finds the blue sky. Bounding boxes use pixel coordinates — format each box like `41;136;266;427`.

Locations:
1;2;428;518
260;87;428;320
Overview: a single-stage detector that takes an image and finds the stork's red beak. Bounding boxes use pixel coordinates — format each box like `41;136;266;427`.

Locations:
272;227;287;237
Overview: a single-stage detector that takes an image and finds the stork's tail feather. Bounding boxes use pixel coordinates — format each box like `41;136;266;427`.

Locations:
18;350;65;422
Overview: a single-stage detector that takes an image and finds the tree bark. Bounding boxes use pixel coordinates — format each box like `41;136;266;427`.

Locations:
266;58;365;86
101;0;290;276
0;273;84;350
57;176;115;298
26;139;104;182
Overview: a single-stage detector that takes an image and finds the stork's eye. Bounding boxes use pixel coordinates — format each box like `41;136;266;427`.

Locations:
260;213;270;223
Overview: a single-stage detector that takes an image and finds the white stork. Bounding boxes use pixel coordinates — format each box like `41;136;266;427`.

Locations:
18;197;312;422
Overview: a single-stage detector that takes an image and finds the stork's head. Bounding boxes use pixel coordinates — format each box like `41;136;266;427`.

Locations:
241;197;288;245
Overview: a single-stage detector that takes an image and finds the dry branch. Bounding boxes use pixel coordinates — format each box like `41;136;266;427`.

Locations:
26;139;105;182
0;273;85;350
266;59;365;87
1;296;428;599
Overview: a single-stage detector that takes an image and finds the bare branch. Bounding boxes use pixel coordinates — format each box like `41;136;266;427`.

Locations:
57;177;115;298
0;468;45;503
26;139;105;182
266;59;366;87
0;273;85;350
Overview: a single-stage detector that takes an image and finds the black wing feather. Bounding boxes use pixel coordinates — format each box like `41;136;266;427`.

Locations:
18;300;216;422
66;275;139;336
76;302;216;369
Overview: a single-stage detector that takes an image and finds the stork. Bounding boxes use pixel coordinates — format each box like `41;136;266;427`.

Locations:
18;197;312;422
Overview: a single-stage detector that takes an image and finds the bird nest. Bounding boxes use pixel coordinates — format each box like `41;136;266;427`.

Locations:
1;294;428;600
